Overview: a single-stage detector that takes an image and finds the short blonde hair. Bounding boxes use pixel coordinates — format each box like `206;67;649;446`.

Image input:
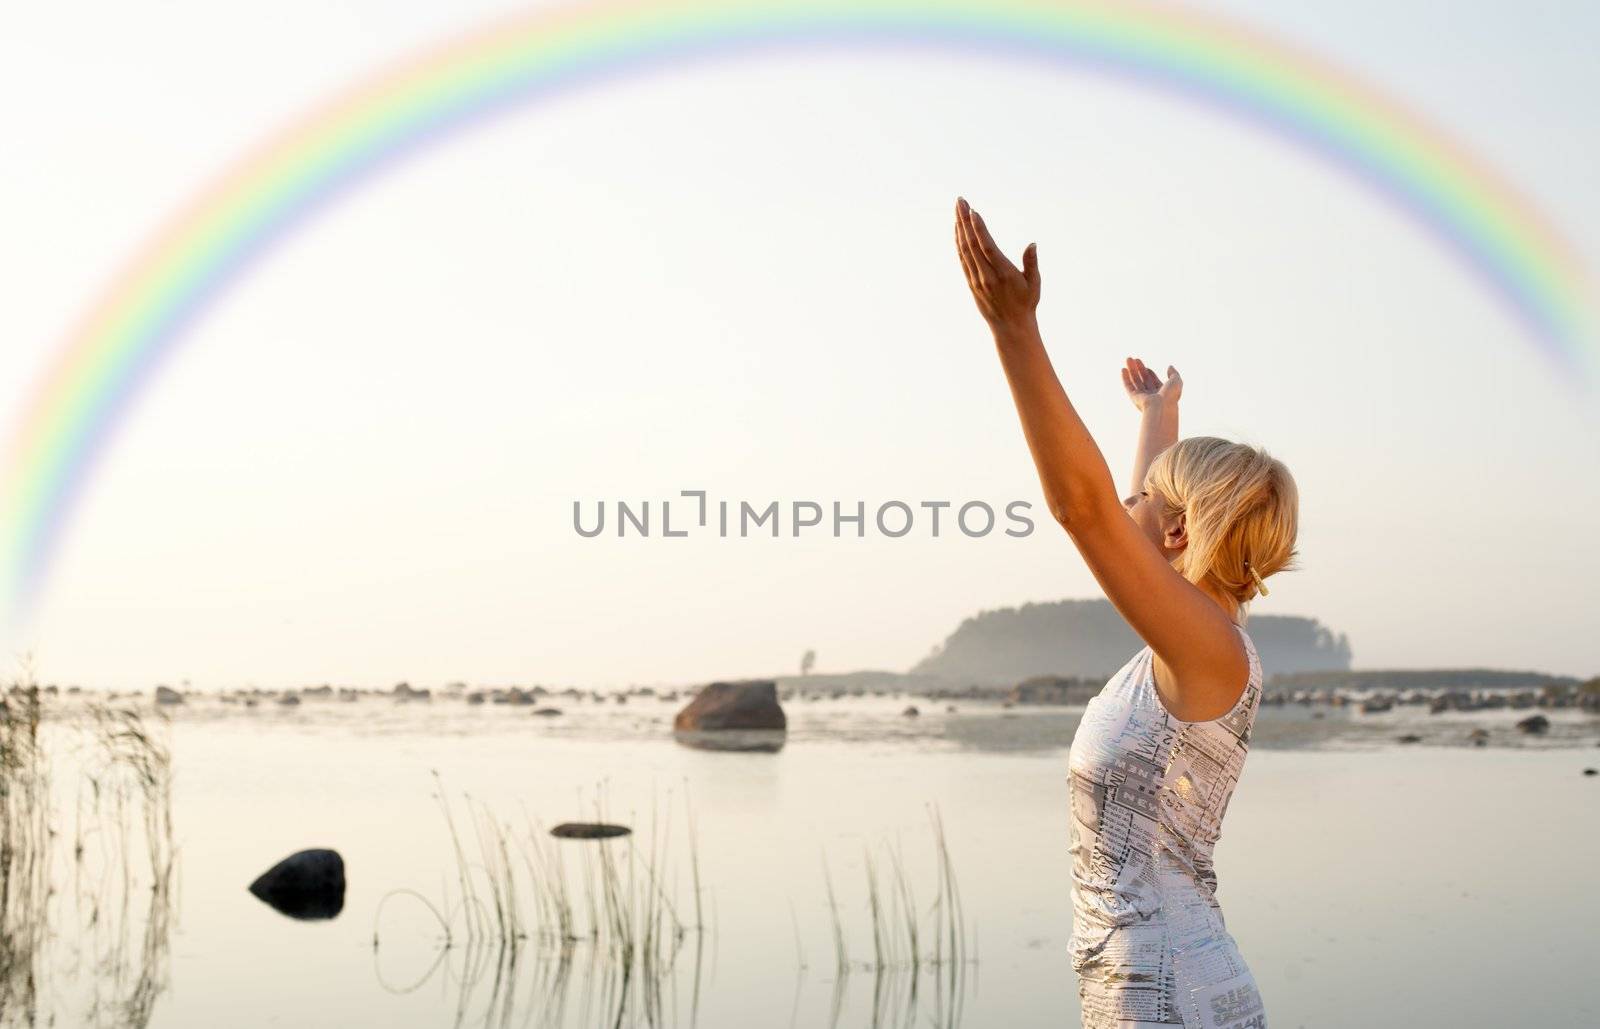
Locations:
1144;436;1299;604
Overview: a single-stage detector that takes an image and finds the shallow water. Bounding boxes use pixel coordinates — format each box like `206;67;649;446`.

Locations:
14;695;1600;1028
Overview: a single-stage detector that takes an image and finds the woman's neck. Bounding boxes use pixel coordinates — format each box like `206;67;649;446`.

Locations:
1199;580;1244;626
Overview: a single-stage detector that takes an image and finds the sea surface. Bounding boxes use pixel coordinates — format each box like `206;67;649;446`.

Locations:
11;693;1599;1029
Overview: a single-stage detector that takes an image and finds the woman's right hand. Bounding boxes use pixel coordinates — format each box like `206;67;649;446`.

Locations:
1121;357;1181;413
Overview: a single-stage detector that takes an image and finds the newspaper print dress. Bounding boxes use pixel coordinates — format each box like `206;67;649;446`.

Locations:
1067;622;1268;1029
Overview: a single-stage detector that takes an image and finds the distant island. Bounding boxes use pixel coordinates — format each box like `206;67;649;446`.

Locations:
908;598;1350;686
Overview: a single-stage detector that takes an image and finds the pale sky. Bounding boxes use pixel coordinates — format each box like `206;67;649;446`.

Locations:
1;0;1596;690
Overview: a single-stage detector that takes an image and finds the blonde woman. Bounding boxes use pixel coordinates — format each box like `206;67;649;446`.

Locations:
953;198;1295;1029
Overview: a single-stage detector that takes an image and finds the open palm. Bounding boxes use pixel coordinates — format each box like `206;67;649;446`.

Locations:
1121;357;1181;412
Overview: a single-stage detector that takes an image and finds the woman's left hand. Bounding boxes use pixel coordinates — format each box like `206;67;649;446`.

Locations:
955;197;1040;333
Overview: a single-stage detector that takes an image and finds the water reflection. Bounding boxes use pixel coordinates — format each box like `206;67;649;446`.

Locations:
672;730;787;753
1;690;176;1029
368;787;976;1027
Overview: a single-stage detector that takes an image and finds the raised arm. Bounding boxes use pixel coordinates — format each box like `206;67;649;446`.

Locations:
953;198;1246;720
1121;357;1182;495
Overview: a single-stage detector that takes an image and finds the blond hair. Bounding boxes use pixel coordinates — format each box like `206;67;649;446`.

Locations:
1144;436;1299;604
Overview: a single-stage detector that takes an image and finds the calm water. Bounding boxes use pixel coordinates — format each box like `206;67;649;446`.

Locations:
16;694;1600;1028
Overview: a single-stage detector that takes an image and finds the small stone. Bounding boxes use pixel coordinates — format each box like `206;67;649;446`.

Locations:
1515;714;1550;734
549;823;631;840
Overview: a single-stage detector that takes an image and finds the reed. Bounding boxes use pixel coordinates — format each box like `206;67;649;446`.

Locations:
376;780;707;1027
0;672;49;1026
1;673;176;1029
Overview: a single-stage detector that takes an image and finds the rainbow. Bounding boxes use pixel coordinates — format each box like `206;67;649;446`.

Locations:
2;0;1592;624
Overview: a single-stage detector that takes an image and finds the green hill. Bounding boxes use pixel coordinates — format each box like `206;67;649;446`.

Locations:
910;598;1350;685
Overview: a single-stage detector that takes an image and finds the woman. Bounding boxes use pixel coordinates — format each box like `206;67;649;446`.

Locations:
953;198;1295;1029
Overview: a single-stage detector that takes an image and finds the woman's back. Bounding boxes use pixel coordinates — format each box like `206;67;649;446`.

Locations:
1066;623;1269;1028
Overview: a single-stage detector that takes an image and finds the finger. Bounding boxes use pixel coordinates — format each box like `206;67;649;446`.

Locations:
1144;366;1161;392
1167;365;1180;381
1022;242;1040;294
1131;359;1153;393
1121;367;1134;393
955;208;993;299
969;208;1017;273
956;209;992;292
958;201;996;275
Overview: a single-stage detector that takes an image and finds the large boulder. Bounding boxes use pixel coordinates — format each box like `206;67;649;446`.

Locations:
673;681;785;732
248;848;345;920
154;686;184;706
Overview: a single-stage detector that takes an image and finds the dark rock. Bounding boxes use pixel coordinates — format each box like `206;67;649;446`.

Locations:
549;823;631;840
154;686;184;706
1515;714;1550;734
532;707;563;717
504;688;535;706
673;681;785;732
902;705;920;717
1397;734;1422;744
276;694;301;707
467;692;486;705
1582;768;1597;776
1006;676;1098;706
248;848;345;920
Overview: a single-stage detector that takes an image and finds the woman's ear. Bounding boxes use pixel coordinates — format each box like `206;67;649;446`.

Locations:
1163;511;1188;552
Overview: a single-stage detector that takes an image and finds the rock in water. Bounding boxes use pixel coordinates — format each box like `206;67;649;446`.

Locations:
154;685;184;706
549;823;632;840
673;681;786;732
248;848;345;920
1515;714;1550;734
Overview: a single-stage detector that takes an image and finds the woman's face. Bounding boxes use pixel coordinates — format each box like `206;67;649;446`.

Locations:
1122;485;1183;561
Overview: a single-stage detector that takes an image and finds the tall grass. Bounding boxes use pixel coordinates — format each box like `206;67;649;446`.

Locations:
375;779;704;1028
0;674;49;1025
1;668;176;1029
804;806;974;1029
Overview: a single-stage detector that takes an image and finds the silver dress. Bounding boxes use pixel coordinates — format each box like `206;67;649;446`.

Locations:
1067;623;1268;1029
